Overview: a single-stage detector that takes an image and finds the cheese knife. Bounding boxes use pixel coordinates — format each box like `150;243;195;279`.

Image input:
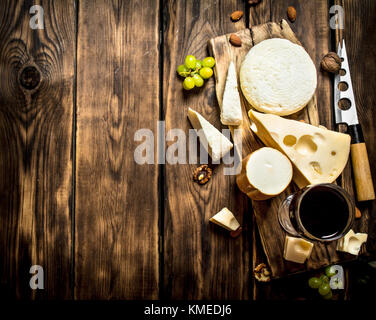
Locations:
334;40;375;201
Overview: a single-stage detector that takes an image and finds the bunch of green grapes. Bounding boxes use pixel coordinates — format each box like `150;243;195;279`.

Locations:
177;55;216;90
308;266;339;300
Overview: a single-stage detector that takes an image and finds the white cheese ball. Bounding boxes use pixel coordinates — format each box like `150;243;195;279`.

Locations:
240;38;317;116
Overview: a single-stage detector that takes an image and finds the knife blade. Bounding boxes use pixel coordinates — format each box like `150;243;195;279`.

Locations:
334;40;375;201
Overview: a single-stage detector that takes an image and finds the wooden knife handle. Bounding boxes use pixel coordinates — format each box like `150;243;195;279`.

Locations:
348;124;375;201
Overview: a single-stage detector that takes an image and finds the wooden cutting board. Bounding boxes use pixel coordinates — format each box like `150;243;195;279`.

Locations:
209;19;368;278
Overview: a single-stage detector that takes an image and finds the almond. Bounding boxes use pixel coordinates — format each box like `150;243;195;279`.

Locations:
229;34;242;47
287;6;296;22
355;207;362;219
230;226;243;238
230;10;243;22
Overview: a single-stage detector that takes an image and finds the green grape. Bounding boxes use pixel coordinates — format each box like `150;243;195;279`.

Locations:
308;277;322;289
325;266;337;278
177;64;190;77
318;283;331;296
202;57;216;68
323;290;333;300
195;60;202;70
199;67;213;79
185;55;197;69
183;77;195;90
192;74;204;87
320;274;330;283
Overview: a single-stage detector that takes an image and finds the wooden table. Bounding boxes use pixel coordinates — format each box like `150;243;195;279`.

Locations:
0;0;375;300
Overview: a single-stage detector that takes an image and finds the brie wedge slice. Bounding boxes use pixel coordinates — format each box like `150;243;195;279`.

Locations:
220;61;243;126
188;108;233;162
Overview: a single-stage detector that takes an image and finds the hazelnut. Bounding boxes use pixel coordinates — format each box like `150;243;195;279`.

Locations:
321;52;341;73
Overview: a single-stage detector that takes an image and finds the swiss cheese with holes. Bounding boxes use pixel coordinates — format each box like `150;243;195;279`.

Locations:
248;110;351;188
240;38;317;116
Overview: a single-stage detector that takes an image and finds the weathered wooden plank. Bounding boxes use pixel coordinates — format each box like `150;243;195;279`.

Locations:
248;0;272;301
247;0;333;298
249;0;374;299
163;0;250;299
75;0;160;299
334;0;375;252
0;0;75;299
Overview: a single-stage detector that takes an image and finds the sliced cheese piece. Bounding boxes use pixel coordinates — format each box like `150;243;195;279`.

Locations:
236;147;292;200
240;38;317;116
209;208;240;231
248;110;351;188
188;108;233;162
283;235;314;264
336;229;367;255
220;61;243;125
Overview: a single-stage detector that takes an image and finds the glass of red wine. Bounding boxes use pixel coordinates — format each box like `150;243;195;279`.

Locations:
278;183;355;242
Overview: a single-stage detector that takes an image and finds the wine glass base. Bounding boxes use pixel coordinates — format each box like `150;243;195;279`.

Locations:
278;194;300;237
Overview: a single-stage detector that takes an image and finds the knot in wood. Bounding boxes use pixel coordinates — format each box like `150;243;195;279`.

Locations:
19;66;41;90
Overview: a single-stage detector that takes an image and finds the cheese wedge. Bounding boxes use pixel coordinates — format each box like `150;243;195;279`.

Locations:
236;147;293;200
209;208;240;231
220;61;243;125
248;110;351;188
283;235;314;264
188;108;233;162
336;229;367;255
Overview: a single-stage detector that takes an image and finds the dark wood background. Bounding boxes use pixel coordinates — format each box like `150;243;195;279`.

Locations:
0;0;375;300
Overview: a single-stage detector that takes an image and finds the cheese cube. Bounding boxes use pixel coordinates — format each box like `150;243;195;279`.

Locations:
336;229;367;255
283;235;314;264
209;208;240;231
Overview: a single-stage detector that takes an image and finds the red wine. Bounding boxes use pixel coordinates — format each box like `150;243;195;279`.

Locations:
299;186;349;239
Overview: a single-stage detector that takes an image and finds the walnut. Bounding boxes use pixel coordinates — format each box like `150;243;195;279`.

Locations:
193;165;212;185
253;263;271;282
321;52;341;73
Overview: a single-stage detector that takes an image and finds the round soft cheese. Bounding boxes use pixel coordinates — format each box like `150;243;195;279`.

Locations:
240;38;317;116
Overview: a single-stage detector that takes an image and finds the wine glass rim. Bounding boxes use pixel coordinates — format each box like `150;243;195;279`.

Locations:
295;183;355;242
